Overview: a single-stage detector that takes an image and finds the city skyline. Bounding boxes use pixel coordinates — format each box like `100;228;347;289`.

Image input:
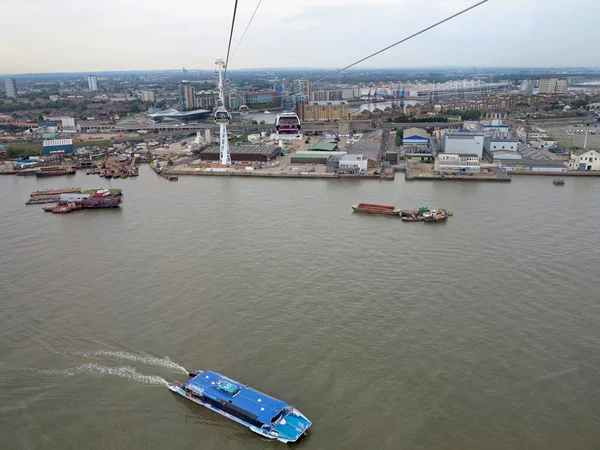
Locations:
1;0;599;74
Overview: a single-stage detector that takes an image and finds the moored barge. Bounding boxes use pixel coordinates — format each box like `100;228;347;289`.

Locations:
351;203;400;215
30;187;81;197
35;167;76;177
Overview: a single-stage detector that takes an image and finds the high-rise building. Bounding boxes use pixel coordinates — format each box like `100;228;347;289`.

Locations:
293;77;310;102
4;78;18;98
140;91;155;102
87;75;98;91
555;78;569;95
245;91;279;105
179;83;196;110
311;90;343;102
195;90;219;109
538;77;569;95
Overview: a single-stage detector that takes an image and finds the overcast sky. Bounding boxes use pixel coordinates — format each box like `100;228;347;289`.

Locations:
1;0;599;74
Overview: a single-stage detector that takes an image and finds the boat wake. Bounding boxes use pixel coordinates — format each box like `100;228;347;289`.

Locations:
33;363;169;386
72;350;188;374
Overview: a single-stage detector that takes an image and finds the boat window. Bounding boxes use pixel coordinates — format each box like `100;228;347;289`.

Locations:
271;410;284;424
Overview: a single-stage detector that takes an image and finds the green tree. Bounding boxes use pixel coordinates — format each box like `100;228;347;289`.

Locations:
395;129;403;146
259;120;265;125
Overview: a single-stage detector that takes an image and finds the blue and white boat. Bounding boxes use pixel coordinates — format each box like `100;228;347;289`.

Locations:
169;370;311;443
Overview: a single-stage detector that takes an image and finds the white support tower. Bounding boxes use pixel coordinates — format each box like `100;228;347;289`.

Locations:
215;59;231;166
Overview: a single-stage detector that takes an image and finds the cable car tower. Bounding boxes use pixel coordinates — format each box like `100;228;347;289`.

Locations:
215;59;231;165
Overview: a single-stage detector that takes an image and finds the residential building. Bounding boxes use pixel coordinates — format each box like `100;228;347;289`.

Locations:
298;101;349;122
435;154;481;173
341;88;361;100
245;91;279;105
443;132;485;159
179;83;196;110
228;92;242;110
403;127;430;146
140;91;155;102
42;139;74;155
538;78;552;94
568;149;600;171
292;77;310;101
87;75;98;91
338;154;368;174
195;90;219;109
311;90;343;102
5;78;18;98
555;78;570;95
538;77;569;95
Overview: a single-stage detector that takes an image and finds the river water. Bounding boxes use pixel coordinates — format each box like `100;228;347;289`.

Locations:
1;168;600;449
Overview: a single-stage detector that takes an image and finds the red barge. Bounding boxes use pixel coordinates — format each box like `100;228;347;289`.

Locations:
351;203;401;215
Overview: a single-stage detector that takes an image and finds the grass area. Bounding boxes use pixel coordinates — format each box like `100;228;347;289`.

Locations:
74;140;113;149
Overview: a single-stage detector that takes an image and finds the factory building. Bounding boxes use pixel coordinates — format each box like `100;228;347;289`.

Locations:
42;139;74;155
443;132;485;159
568;149;600;171
402;127;430;146
435;154;481;173
338;154;368;174
290;151;346;164
200;145;281;163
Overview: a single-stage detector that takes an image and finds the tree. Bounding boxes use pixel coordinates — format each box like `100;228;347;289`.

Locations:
395;129;403;146
251;120;258;125
259;120;265;125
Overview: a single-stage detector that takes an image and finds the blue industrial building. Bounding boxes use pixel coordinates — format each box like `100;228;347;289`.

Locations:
42;139;74;155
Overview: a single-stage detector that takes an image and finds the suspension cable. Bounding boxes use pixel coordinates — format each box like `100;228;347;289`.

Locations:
224;0;240;80
231;0;263;58
287;0;489;99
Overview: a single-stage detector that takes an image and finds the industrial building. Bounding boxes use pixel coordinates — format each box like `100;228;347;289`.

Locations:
568;149;600;171
499;159;567;173
87;75;98;91
484;136;521;161
4;78;18;98
290;151;346;165
347;130;386;168
435;154;481;173
338;154;368;174
403;128;430;146
308;142;339;152
342;87;361;100
200;145;281;163
298;101;349;122
443;132;485;159
42;139;74;155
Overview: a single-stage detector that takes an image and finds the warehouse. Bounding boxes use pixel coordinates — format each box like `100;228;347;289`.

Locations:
200;145;282;163
308;141;339;152
42;139;74;155
290;151;346;164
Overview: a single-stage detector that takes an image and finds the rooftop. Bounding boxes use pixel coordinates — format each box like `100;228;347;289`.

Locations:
186;371;287;425
201;145;280;156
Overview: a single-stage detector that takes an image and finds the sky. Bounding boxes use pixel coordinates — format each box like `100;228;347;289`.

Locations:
1;0;599;74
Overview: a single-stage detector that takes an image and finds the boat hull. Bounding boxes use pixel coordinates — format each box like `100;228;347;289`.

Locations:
168;383;309;443
352;206;400;215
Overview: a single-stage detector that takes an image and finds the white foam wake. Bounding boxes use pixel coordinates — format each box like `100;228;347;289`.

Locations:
73;350;188;374
36;363;169;386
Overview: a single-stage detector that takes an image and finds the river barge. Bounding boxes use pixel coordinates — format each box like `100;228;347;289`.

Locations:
26;195;59;205
43;188;123;212
169;370;311;443
35;167;76;177
351;203;400;215
30;187;81;197
553;179;565;185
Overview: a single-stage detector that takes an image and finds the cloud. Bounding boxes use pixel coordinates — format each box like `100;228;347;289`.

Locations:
0;0;599;74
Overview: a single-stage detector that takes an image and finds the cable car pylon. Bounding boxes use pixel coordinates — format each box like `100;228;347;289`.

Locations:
215;59;231;166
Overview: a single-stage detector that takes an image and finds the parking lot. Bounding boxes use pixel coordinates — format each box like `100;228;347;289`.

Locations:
545;124;600;151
